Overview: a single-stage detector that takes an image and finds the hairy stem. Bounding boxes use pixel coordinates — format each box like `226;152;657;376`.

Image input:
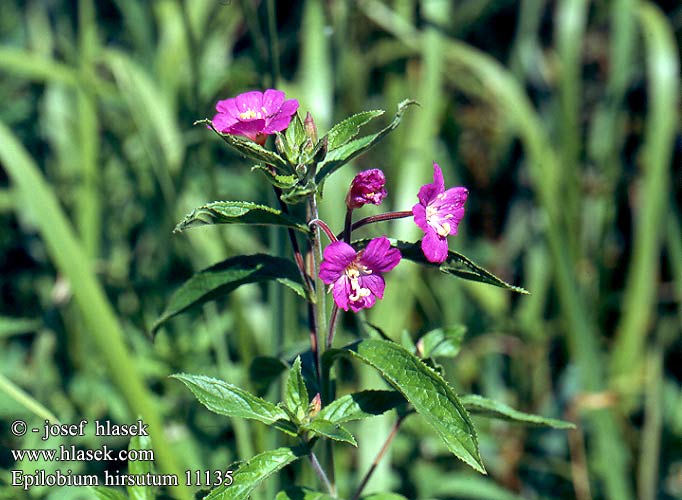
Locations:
336;210;413;240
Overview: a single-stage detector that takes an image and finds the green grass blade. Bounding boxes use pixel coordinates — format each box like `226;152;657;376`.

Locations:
0;373;60;423
0;120;192;500
610;2;679;382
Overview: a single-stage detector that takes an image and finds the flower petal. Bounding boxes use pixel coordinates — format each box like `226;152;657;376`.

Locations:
226;119;266;141
360;237;401;273
235;91;264;113
216;98;240;117
349;293;376;312
332;276;351;311
277;98;300;117
440;186;468;208
432;162;445;192
421;229;449;263
412;202;429;232
212;112;239;132
262;89;285;113
319;241;357;284
361;274;385;299
263;114;296;134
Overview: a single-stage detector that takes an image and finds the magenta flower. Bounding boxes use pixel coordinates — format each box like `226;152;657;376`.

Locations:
346;169;388;210
212;89;299;144
412;163;468;263
319;237;401;312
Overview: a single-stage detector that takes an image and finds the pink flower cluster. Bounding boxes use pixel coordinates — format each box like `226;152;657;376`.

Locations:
210;90;468;313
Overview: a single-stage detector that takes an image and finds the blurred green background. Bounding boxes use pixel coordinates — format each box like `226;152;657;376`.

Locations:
1;1;681;499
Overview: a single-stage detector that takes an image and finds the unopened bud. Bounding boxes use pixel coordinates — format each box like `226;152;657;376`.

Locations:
346;169;387;210
308;393;322;417
304;112;318;144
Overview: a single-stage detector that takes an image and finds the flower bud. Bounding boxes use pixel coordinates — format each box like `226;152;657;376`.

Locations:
346;169;387;210
308;393;322;417
304;112;318;144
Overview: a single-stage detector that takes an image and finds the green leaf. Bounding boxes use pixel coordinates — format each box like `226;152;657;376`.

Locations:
460;395;575;429
251;165;298;189
286;357;309;420
173;201;310;234
152;254;306;334
205;447;305;500
275;487;335;500
325;339;485;473
92;487;129;500
325;110;385;150
127;434;155;500
317;390;406;424
282;113;306;163
171;374;296;435
249;356;288;396
196;118;288;169
315;100;417;183
355;239;528;294
303;418;357;446
279;180;318;205
417;326;467;359
0;316;42;339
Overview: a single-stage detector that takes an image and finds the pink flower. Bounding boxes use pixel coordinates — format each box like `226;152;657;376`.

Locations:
412;163;468;263
346;169;388;210
319;237;401;312
212;89;299;144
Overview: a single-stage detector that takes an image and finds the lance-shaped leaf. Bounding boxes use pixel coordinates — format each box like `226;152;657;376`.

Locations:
197;118;288;169
324;109;385;151
324;339;485;473
285;357;309;420
354;239;528;294
206;447;306;500
303;419;357;447
173;201;310;234
315;100;417;183
171;374;296;435
317;390;406;424
460;395;575;429
276;487;336;500
152;254;306;334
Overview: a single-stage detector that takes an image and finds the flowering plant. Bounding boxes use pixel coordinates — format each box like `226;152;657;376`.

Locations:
150;90;570;499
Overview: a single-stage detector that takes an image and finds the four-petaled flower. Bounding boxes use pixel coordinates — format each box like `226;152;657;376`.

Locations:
412;163;468;263
212;89;299;144
346;169;388;209
319;237;401;312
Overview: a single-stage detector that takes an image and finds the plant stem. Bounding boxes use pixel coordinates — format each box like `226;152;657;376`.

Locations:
309;451;334;495
327;304;340;350
309;218;338;243
343;208;353;242
336;210;413;239
351;414;406;500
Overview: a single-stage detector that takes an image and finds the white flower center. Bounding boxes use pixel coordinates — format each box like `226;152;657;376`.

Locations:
345;264;372;302
238;109;261;120
426;201;454;237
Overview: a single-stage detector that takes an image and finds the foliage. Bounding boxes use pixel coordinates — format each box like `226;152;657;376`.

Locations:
1;1;680;500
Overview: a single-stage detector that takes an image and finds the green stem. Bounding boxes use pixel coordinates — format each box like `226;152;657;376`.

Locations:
351;415;406;500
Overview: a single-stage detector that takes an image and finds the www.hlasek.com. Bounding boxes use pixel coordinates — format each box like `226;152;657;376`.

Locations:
10;418;234;491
